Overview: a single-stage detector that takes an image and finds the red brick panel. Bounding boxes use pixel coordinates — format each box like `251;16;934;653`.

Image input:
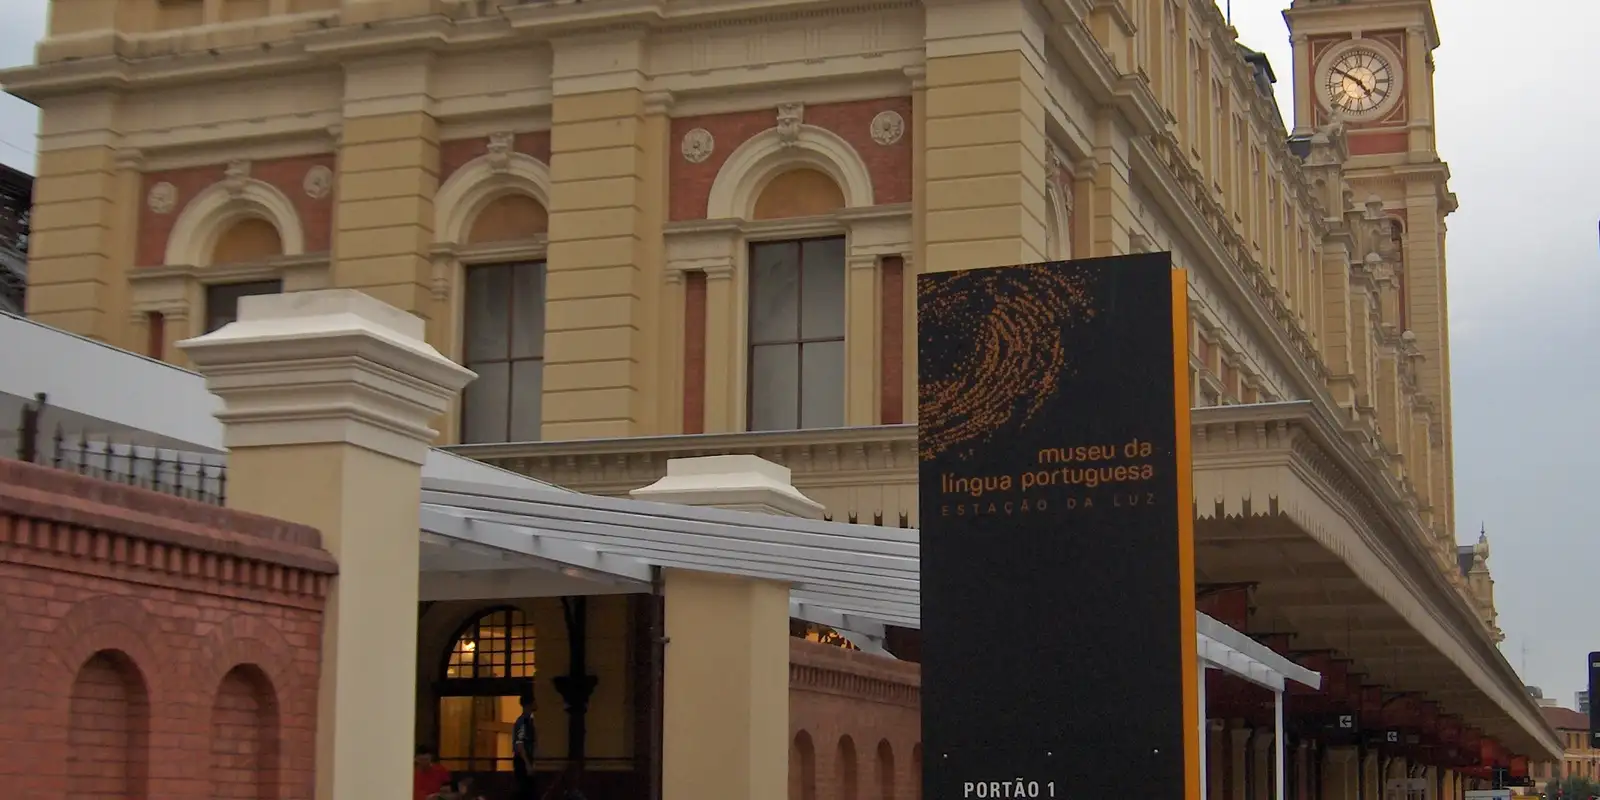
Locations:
789;639;920;800
670;98;914;221
682;271;708;434
135;153;337;267
0;460;333;800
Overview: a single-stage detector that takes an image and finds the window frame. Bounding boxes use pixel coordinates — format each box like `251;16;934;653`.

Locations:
457;257;548;445
203;278;283;334
743;234;849;433
433;606;539;775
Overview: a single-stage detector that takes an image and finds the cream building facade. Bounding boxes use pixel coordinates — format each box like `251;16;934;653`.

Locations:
5;0;1557;782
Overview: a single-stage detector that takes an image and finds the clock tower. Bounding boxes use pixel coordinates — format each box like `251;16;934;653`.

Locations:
1285;0;1461;558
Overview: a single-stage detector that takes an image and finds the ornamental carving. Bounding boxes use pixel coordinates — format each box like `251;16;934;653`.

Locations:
776;102;805;148
680;128;715;164
486;132;515;174
223;160;251;198
147;182;178;215
869;110;905;146
303;165;333;199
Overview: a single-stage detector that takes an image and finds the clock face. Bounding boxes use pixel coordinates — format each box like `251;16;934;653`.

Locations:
1323;48;1396;117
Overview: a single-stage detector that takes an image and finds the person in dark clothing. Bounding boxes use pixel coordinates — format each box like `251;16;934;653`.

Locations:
512;691;539;800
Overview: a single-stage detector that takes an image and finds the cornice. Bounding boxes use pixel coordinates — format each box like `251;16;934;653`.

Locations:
1191;402;1564;759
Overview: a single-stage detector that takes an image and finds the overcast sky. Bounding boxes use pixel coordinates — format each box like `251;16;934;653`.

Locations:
0;2;1593;704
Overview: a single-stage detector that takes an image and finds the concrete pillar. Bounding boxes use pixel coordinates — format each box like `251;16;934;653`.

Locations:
1230;727;1251;800
1297;741;1312;800
178;289;474;800
1364;752;1381;800
922;0;1049;272
1255;731;1275;800
630;455;824;800
1323;747;1359;800
543;32;667;439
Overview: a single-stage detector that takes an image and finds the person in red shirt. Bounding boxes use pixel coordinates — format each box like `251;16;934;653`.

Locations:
414;744;452;800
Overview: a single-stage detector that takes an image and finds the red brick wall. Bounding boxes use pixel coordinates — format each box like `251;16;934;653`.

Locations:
0;459;336;800
790;639;922;800
136;154;337;267
669;98;914;221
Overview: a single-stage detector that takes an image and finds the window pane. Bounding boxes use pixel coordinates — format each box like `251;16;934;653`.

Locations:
749;343;799;431
465;266;511;362
204;280;281;333
800;237;846;340
511;262;546;359
799;340;845;429
749;242;799;344
509;359;543;442
462;361;510;443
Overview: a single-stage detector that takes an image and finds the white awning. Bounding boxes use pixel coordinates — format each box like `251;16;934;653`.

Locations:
420;475;1320;689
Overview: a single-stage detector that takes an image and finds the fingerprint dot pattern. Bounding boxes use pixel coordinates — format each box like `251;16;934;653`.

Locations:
917;262;1097;462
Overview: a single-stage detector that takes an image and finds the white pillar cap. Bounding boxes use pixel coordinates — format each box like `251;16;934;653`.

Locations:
178;289;475;464
630;454;826;519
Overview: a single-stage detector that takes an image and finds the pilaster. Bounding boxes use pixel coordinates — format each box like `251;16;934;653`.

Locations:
921;0;1050;272
333;55;439;328
544;32;664;439
24;94;139;346
1088;114;1136;256
178;289;474;800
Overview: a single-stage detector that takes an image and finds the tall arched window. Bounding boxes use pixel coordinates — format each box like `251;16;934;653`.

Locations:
437;607;537;772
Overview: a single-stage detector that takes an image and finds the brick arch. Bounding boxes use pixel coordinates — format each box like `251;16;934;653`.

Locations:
791;729;817;800
837;734;860;800
196;616;304;800
875;738;895;800
165;178;306;267
47;595;166;701
706;124;874;220
68;649;153;800
211;663;282;800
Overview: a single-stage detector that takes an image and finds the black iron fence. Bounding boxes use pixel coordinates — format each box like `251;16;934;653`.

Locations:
10;392;229;506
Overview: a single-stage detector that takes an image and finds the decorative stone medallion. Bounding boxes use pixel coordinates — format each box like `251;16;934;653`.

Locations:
303;165;333;199
147;182;178;215
869;110;905;146
681;128;715;164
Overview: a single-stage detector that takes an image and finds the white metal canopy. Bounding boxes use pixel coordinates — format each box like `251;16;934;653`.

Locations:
418;475;1322;694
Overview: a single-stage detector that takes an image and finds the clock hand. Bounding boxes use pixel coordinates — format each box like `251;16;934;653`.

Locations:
1334;67;1372;97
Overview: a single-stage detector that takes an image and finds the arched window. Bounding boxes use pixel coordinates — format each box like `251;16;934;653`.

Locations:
437;607;537;773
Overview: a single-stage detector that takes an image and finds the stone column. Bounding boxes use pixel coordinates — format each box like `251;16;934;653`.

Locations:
543;31;667;439
631;455;824;800
922;0;1050;272
1255;731;1276;800
1230;727;1251;800
178;289;474;800
1323;747;1359;800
